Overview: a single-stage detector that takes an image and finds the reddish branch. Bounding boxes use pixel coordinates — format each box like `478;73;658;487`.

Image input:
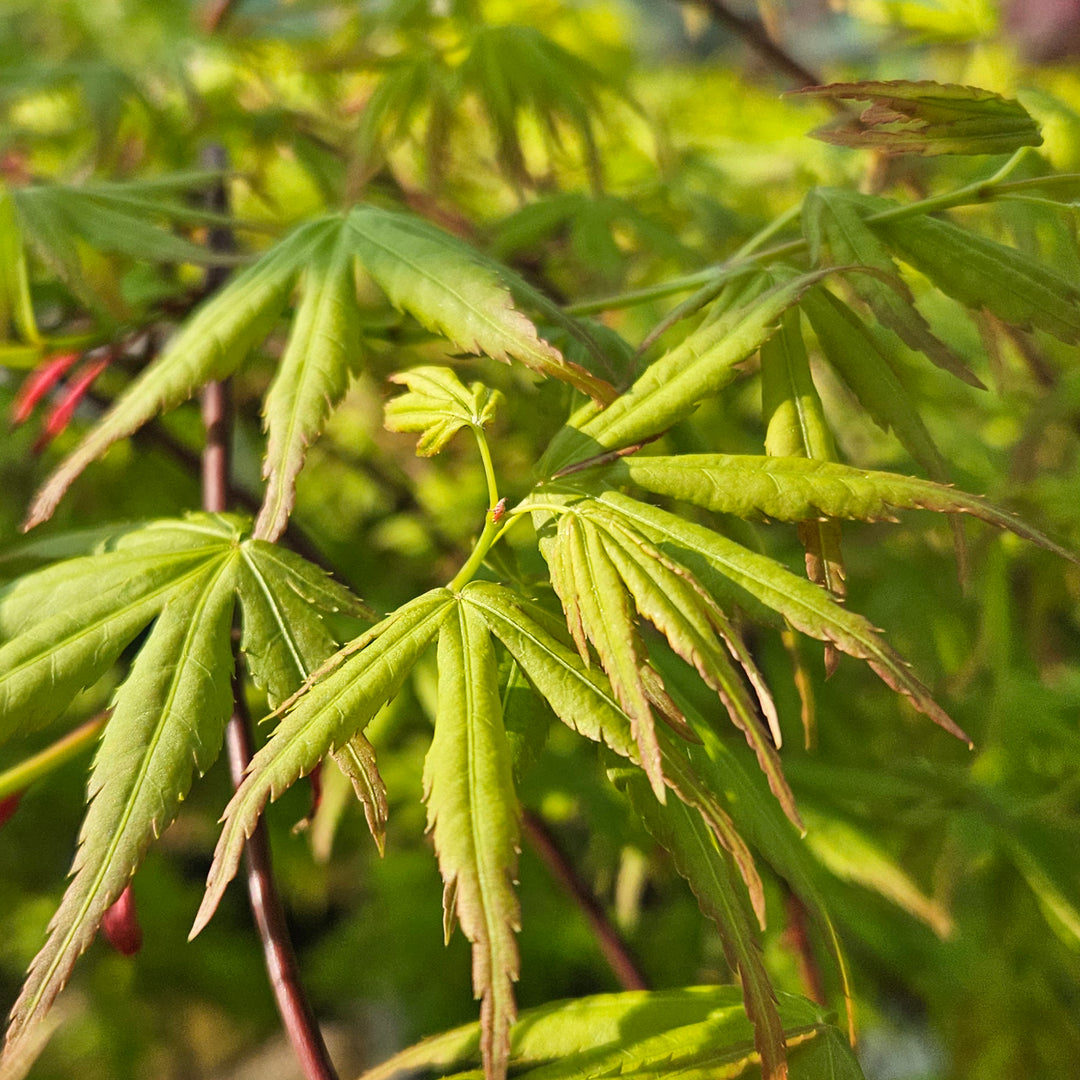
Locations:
521;810;648;992
200;154;339;1080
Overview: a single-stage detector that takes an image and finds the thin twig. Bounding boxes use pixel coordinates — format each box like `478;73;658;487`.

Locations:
521;810;648;991
200;150;339;1080
674;0;826;91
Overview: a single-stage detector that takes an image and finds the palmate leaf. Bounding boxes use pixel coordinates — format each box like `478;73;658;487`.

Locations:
427;603;521;1080
588;491;971;744
384;365;504;456
2;555;237;1067
191;588;454;938
621;774;787;1080
458;583;766;915
542;269;834;475
587;510;798;827
802;187;981;387
0;513;364;1065
793;81;1042;156
602;454;1075;560
872;208;1080;344
360;985;857;1080
26;206;611;534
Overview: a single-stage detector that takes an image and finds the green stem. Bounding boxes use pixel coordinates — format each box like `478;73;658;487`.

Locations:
447;425;504;592
0;714;107;801
568;150;1070;316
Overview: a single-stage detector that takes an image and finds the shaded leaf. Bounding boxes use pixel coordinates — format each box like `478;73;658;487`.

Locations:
794;80;1042;156
803;188;981;386
872;209;1080;344
622;774;788;1080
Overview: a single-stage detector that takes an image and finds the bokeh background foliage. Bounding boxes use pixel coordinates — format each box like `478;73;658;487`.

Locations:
0;1;1079;1078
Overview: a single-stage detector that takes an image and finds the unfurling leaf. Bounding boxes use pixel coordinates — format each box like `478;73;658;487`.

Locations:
427;602;521;1080
793;80;1042;156
384;365;503;456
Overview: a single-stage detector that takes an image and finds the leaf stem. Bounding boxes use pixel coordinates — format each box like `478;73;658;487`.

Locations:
0;714;107;801
474;425;500;511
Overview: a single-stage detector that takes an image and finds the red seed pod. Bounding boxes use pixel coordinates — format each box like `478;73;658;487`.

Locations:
10;352;82;427
101;883;143;956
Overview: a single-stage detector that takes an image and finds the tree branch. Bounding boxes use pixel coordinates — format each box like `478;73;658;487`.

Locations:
521;810;648;991
673;0;826;91
199;149;339;1080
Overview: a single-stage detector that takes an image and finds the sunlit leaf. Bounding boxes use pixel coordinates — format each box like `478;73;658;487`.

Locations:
192;588;454;937
384;365;503;456
794;81;1042;156
428;602;521;1080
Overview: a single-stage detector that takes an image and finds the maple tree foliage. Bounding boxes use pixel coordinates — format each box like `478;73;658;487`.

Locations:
1;2;1080;1080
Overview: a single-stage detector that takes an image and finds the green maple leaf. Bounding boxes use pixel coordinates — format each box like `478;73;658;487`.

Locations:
24;206;613;540
0;513;368;1069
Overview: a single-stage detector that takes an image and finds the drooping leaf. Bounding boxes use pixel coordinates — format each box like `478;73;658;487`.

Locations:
621;773;788;1080
604;454;1075;559
331;732;388;857
24;219;332;530
542;269;833;474
546;514;665;800
427;602;521;1080
0;185;40;347
799;286;953;484
255;222;364;541
1;553;238;1069
591;491;970;744
803;187;981;386
384;365;504;456
192;588;454;937
587;509;798;825
345;206;612;403
760;309;844;672
459;24;615;190
461;582;766;912
872;209;1080;343
793;81;1042;156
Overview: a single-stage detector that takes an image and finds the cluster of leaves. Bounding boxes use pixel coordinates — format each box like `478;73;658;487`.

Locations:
2;3;1080;1080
